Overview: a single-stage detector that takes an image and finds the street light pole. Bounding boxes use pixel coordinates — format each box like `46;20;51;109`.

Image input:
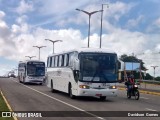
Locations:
151;66;158;80
76;8;102;48
33;46;46;60
100;4;109;48
45;39;62;54
25;56;36;60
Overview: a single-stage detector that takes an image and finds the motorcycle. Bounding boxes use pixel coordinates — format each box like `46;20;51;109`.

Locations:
126;84;140;100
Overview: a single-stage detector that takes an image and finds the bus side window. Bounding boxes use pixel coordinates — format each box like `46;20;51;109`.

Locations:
64;54;67;66
57;56;59;67
61;55;64;67
118;60;121;69
51;57;55;67
65;54;69;66
69;52;74;66
47;57;49;67
55;56;57;67
55;56;59;67
50;57;52;67
47;57;51;67
59;55;62;67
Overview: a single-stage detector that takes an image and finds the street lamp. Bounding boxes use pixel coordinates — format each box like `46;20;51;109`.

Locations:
33;46;46;60
25;56;36;60
151;66;158;80
76;8;102;48
100;4;109;48
45;39;63;54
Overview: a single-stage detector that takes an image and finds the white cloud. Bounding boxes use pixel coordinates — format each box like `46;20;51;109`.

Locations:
154;17;160;27
0;11;5;19
9;27;85;62
0;12;11;41
146;17;160;33
105;1;136;21
16;15;28;24
126;15;144;28
11;16;30;34
16;0;34;14
0;11;7;29
36;0;90;16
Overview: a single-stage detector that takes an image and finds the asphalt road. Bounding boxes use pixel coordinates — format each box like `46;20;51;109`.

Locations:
0;78;160;120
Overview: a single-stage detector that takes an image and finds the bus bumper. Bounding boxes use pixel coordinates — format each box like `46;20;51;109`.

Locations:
27;80;43;84
78;89;118;97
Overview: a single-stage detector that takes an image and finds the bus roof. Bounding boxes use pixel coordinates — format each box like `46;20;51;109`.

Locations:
18;60;45;64
48;48;116;57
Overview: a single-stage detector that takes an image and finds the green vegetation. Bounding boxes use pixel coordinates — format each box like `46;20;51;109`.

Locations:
0;92;14;120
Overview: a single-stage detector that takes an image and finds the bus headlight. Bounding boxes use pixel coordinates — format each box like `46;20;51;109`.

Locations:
79;85;90;89
109;86;117;89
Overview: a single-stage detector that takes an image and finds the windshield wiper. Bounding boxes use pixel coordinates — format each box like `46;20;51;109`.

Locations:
91;71;99;82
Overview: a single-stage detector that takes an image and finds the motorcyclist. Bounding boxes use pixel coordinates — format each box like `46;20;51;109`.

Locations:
125;73;135;92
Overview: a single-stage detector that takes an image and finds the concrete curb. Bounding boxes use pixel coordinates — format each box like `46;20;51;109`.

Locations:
0;89;18;120
118;87;160;96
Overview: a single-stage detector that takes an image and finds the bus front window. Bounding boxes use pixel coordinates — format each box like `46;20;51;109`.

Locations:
27;62;45;76
79;53;117;83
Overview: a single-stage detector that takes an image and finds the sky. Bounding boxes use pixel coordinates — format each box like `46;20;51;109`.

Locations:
0;0;160;77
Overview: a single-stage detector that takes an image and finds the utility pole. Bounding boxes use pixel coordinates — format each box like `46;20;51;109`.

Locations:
100;4;109;48
76;8;102;48
33;46;46;60
45;39;62;54
151;66;158;80
25;56;36;60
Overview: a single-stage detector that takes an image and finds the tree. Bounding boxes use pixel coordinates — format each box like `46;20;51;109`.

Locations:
145;73;153;80
155;76;160;81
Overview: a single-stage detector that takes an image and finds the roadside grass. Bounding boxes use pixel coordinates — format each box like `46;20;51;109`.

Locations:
0;91;14;120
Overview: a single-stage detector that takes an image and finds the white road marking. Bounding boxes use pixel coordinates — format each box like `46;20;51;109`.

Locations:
12;80;105;120
140;97;149;99
146;108;157;111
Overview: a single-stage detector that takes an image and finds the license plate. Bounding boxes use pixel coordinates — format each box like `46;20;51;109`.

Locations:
95;94;102;96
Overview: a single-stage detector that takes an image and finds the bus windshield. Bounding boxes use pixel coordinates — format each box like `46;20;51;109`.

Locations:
79;53;117;83
27;62;45;76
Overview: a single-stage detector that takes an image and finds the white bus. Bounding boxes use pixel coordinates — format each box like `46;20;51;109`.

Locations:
18;60;45;85
46;48;118;100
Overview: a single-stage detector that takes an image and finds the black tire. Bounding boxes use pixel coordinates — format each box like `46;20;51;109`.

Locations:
51;80;56;93
39;83;42;85
127;91;131;99
23;77;26;84
100;96;106;101
134;90;139;100
19;77;22;83
69;84;75;99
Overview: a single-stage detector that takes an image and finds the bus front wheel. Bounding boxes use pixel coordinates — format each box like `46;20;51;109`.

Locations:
51;80;56;93
100;96;106;101
69;84;75;99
